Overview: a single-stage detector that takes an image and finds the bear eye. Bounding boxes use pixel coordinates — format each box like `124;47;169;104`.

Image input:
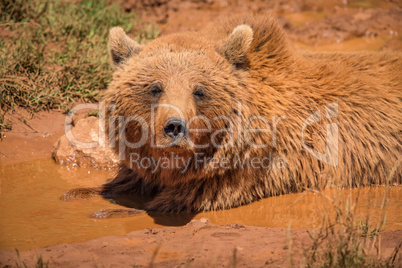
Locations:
193;86;206;99
149;83;163;97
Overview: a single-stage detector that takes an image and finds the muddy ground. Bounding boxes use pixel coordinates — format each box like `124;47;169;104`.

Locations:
1;0;402;267
0;219;400;267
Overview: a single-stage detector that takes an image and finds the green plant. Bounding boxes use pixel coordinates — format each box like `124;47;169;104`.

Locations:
0;113;12;139
0;0;158;124
86;110;100;118
356;219;380;238
15;249;49;268
301;163;401;267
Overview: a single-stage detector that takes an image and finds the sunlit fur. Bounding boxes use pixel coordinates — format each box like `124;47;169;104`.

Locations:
102;15;401;212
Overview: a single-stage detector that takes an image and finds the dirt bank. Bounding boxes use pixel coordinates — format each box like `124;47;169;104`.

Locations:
125;0;402;50
1;219;401;267
0;109;65;165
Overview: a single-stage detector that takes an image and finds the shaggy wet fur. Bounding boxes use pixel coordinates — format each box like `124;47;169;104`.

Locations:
70;15;401;213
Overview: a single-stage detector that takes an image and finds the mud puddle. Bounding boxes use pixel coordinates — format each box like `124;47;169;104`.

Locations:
0;159;401;251
293;36;391;52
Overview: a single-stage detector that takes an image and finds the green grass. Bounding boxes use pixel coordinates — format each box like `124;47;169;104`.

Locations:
86;110;101;118
300;165;401;267
356;218;380;238
16;249;49;268
0;114;12;139
0;0;158;134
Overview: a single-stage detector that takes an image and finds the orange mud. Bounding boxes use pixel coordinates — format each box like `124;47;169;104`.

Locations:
129;0;402;51
0;109;66;165
0;158;400;251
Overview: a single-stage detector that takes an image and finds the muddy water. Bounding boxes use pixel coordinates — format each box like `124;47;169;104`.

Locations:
294;37;390;52
0;159;401;251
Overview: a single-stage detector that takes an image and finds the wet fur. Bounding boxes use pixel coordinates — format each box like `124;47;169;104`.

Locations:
74;16;402;212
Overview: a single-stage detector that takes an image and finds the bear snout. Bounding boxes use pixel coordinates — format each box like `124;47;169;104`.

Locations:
163;118;187;139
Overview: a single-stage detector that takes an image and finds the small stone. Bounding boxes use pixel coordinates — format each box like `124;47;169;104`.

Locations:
52;117;119;169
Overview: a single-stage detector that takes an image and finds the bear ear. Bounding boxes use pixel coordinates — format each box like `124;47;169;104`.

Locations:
109;27;141;67
221;24;253;66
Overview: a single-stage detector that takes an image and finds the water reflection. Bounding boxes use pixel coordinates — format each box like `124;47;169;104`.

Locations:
0;159;400;251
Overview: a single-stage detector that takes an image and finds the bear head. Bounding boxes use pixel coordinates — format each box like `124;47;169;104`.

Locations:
105;25;255;186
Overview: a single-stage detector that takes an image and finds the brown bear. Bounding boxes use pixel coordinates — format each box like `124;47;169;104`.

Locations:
65;15;401;214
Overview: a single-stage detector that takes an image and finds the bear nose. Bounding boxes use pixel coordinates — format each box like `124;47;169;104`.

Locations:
164;119;186;138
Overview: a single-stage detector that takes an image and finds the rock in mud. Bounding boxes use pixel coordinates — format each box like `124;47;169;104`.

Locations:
52;116;119;169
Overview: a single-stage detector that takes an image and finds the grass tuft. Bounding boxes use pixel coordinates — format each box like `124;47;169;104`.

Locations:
0;0;158;133
15;249;49;268
356;218;380;238
0;113;12;139
301;166;401;268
